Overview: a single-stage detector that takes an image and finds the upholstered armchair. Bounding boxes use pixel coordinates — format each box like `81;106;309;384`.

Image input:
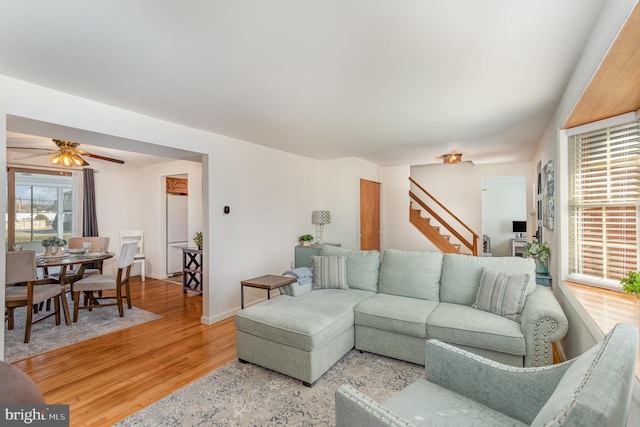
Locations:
0;360;45;404
336;323;638;427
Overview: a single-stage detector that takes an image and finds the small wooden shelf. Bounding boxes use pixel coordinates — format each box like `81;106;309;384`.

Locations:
182;248;202;295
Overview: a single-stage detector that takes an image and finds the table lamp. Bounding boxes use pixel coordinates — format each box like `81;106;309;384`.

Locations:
312;211;331;244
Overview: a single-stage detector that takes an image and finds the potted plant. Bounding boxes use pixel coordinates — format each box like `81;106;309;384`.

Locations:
299;234;314;246
42;236;67;257
193;231;203;250
621;271;640;297
524;241;550;274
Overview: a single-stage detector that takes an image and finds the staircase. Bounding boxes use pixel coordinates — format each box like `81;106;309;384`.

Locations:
409;177;480;256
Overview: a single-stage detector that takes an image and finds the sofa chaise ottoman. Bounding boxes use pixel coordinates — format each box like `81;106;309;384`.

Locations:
235;249;381;386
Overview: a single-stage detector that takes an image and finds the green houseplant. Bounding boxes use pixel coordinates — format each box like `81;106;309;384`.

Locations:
42;237;67;247
193;231;203;250
621;271;640;296
299;234;314;246
524;241;550;274
42;236;67;257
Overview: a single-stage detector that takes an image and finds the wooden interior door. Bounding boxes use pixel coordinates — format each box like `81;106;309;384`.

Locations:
360;179;381;250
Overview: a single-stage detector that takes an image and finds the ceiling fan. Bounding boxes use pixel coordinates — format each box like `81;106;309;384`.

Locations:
9;139;125;167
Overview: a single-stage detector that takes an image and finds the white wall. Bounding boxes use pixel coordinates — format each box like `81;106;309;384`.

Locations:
319;157;379;249
481;176;527;257
0;75;323;360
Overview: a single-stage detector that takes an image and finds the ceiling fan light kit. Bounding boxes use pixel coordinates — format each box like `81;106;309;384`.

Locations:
50;140;89;167
8;138;125;168
442;153;462;164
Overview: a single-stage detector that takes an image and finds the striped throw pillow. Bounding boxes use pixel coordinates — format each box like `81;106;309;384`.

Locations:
311;255;348;290
472;268;530;322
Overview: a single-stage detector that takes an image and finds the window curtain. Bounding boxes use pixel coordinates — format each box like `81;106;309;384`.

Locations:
82;168;99;237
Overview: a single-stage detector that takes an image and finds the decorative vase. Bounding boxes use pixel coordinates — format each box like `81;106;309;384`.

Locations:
535;258;549;275
45;245;64;257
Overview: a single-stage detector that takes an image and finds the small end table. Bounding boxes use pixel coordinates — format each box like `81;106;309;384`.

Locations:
182;248;203;295
240;274;297;309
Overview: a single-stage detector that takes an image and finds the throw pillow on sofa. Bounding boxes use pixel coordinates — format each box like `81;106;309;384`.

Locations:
311;255;348;290
472;268;530;322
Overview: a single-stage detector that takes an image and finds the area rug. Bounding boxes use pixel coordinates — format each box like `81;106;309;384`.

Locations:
117;350;423;426
5;295;161;363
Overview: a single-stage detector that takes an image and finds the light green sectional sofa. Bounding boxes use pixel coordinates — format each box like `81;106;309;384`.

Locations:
234;247;568;386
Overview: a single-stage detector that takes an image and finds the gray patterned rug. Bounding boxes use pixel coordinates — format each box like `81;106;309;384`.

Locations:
5;295;161;362
117;350;423;426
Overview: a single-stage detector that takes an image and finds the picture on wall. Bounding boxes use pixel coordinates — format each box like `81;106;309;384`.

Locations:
543;160;554;230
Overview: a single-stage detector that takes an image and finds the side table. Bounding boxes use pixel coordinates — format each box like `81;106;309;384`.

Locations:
240;274;296;309
182;248;203;295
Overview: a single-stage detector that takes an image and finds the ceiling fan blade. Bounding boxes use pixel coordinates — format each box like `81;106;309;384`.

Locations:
14;152;53;161
83;152;125;164
7;147;52;152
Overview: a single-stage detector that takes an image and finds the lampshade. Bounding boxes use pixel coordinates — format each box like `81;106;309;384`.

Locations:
50;152;88;167
312;211;331;225
442;153;462;164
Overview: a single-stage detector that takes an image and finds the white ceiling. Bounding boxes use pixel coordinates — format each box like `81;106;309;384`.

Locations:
0;1;607;166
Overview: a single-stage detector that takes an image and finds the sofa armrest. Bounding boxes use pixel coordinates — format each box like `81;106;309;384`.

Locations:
425;339;573;425
335;385;413;427
520;285;569;367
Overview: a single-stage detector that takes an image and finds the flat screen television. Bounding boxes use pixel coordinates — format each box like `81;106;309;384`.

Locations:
512;221;527;233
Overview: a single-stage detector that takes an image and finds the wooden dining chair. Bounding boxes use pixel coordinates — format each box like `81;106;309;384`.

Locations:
5;250;71;343
72;241;138;321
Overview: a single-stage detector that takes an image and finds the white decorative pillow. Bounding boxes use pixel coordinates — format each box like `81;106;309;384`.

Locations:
472;268;530;322
311;255;348;290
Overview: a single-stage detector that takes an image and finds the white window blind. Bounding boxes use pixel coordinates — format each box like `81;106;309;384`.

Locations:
568;119;640;289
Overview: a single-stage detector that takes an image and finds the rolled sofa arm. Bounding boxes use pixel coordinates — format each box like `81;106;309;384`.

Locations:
520;286;569;367
335;385;413;427
425;339;573;424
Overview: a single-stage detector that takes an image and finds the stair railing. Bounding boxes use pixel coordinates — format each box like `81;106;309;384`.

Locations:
409;177;480;256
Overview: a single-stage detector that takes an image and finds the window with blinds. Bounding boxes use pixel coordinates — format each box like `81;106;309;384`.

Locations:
568;119;640;289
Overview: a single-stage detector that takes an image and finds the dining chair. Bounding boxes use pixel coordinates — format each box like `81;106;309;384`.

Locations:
5;250;71;343
72;241;138;321
120;229;146;281
67;236;111;276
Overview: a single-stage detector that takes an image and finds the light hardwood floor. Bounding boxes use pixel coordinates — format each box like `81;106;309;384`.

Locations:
10;278;236;427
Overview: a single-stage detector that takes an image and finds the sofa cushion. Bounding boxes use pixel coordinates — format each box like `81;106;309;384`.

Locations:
234;289;374;351
378;249;442;301
384;379;527;427
354;294;438;338
320;245;380;292
472;268;530;322
311;255;348;290
427;303;526;356
440;254;537;306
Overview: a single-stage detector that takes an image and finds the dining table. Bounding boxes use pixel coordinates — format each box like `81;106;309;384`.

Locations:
37;251;115;286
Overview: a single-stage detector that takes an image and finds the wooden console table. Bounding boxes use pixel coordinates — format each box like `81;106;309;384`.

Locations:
182;248;203;295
